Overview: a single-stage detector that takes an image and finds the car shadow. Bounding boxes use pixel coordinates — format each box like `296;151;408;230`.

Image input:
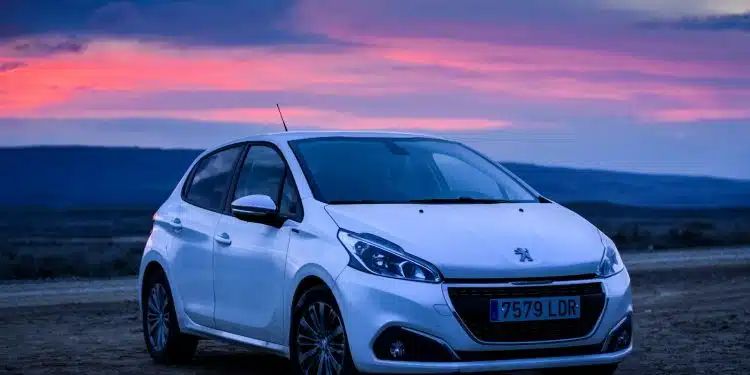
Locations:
185;348;292;374
176;345;541;375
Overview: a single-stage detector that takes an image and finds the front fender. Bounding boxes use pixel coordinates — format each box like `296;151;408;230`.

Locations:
284;263;348;345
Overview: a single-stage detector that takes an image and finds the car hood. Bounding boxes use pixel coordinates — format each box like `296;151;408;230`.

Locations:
324;203;605;280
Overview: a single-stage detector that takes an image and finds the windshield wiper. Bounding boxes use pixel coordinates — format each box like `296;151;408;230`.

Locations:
327;199;394;205
328;197;514;204
407;197;513;204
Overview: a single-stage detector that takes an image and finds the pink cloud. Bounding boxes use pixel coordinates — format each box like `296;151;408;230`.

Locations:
3;24;750;126
8;106;510;130
646;109;750;122
0;40;431;114
368;37;748;80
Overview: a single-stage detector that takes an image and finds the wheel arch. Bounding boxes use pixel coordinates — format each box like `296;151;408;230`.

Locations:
142;262;166;289
137;251;177;317
291;275;329;310
138;260;166;313
287;266;344;347
287;270;358;374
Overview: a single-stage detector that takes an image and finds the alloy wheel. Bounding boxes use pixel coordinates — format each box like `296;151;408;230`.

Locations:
146;283;170;352
296;302;347;375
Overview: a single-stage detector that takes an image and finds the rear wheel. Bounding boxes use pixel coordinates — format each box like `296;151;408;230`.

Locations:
544;364;618;375
142;270;198;364
290;286;358;375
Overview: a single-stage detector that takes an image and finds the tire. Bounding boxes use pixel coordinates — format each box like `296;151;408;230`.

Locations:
543;364;619;375
290;285;359;375
141;269;199;364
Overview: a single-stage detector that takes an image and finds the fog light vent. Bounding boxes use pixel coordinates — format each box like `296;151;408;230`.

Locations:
373;327;457;362
604;314;633;353
615;329;631;349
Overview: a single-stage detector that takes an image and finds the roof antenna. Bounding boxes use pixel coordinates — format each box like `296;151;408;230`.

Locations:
276;103;289;132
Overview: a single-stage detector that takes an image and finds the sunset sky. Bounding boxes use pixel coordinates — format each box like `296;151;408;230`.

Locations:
1;0;749;179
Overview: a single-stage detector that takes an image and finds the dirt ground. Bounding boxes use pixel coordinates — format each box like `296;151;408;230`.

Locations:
2;265;749;375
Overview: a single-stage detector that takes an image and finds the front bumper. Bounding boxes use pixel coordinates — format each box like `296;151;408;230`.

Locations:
335;267;633;374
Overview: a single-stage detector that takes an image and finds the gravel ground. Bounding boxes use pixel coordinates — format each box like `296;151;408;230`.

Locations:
2;264;749;375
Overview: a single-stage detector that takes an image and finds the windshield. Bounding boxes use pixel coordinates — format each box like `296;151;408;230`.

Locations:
289;137;539;204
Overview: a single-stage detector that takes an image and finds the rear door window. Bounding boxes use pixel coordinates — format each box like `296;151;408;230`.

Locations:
184;145;243;211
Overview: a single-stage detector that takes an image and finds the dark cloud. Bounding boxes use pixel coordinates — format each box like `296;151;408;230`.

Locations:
309;0;603;27
0;0;342;46
0;61;27;72
640;13;750;32
10;36;87;56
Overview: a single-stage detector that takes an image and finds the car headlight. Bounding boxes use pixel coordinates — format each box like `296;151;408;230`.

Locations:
337;230;441;283
597;231;624;278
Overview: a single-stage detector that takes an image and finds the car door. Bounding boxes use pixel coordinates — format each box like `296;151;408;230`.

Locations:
169;144;244;328
213;144;302;344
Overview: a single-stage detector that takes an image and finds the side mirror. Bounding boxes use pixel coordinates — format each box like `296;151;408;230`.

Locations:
231;195;277;219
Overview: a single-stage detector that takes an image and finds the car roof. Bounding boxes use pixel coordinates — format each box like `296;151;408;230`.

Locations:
209;130;450;151
251;130;445;142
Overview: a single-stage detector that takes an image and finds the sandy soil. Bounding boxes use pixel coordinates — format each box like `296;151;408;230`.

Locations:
2;264;749;375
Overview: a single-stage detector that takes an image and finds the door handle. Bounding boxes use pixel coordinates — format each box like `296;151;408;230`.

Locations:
170;218;183;232
214;232;232;246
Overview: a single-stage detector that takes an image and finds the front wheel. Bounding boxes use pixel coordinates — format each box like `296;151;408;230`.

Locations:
290;286;358;375
543;364;619;375
142;270;198;364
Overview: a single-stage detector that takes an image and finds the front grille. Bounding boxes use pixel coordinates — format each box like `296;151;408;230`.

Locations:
444;273;597;284
447;283;606;343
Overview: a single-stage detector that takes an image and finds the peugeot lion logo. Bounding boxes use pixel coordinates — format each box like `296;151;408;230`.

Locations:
514;248;534;262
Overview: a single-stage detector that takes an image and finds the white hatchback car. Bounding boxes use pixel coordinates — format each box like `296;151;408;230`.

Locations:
138;131;633;375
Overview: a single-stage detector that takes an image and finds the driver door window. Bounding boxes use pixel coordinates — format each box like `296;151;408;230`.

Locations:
233;145;302;220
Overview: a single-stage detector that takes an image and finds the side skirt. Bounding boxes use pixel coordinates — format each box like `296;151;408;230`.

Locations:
182;320;290;358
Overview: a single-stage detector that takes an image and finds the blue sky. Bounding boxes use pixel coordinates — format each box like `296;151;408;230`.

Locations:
1;0;749;179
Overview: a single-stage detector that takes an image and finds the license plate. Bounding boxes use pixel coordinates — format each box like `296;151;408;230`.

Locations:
490;296;581;322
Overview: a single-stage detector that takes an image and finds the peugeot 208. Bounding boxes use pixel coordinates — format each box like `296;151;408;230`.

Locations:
138;131;633;374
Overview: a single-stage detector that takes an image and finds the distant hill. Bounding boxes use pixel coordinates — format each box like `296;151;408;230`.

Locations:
1;146;200;207
501;162;750;208
2;146;749;208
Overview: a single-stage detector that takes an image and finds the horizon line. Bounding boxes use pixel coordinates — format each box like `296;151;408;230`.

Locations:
2;143;749;183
